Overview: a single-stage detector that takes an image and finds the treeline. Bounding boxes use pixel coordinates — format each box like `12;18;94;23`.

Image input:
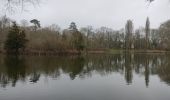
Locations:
0;15;170;54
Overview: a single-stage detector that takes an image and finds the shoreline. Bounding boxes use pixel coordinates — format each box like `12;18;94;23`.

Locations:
0;49;170;56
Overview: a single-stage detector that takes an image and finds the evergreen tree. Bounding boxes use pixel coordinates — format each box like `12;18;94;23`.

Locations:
68;22;85;53
4;22;28;53
69;22;78;31
125;20;134;50
30;19;41;31
145;17;150;49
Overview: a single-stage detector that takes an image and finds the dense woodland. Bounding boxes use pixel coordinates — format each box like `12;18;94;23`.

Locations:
0;15;170;54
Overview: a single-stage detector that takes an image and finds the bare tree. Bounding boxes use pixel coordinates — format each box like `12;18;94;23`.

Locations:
159;20;170;50
20;19;29;27
80;26;93;48
1;0;40;12
0;15;11;29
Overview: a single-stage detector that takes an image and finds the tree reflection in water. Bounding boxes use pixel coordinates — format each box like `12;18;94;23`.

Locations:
0;53;170;88
1;55;26;87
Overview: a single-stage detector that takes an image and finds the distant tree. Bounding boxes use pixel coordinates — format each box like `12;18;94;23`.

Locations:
159;20;170;50
96;27;113;48
30;19;40;31
20;19;29;28
95;27;106;48
0;15;11;29
69;22;78;31
147;0;154;2
134;29;141;49
80;26;91;49
145;17;150;49
48;24;60;32
4;22;28;53
118;28;125;49
0;21;2;30
150;29;160;49
73;31;85;53
68;22;85;53
125;20;134;50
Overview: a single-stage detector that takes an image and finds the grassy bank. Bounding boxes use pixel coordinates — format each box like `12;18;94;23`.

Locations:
1;49;170;56
108;49;170;54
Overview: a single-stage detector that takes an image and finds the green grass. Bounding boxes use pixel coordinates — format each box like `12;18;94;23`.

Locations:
107;49;124;54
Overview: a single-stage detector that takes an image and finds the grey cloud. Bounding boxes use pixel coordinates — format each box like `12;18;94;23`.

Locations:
5;0;170;29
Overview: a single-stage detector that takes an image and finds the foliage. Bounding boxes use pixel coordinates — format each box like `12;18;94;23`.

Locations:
0;16;170;53
125;20;134;50
68;22;85;52
145;17;150;49
4;22;28;53
30;19;41;31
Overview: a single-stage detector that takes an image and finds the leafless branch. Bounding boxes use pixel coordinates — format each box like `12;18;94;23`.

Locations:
2;0;40;13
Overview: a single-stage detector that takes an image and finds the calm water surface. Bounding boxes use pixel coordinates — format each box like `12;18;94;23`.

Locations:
0;53;170;100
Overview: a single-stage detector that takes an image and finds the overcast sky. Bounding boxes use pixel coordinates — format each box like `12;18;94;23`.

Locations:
2;0;170;29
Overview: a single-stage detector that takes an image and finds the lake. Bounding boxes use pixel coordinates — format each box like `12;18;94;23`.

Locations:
0;53;170;100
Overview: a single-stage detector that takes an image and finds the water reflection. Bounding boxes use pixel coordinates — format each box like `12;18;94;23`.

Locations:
0;53;170;88
0;56;26;87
